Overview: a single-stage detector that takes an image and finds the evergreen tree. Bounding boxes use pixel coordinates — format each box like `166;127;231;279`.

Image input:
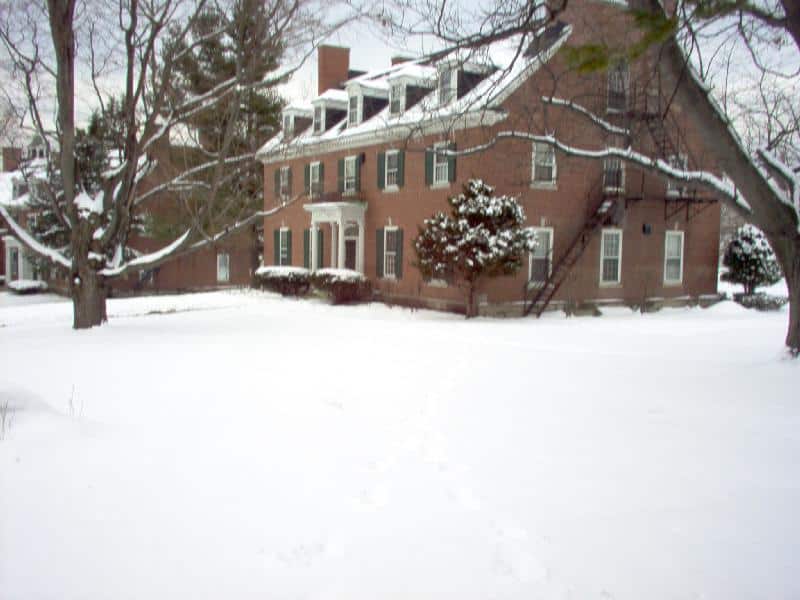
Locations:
722;224;783;295
414;179;536;317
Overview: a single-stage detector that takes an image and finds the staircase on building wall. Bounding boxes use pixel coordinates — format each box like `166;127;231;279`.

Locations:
522;180;619;318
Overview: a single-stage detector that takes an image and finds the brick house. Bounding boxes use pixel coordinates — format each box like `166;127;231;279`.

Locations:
258;0;721;315
0;140;257;294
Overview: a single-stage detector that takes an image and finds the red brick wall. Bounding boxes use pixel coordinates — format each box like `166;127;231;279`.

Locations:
261;0;722;313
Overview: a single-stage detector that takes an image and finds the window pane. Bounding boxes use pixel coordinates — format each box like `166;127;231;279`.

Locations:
603;232;620;258
348;97;358;124
666;258;681;281
602;258;619;282
666;233;682;258
533;230;551;258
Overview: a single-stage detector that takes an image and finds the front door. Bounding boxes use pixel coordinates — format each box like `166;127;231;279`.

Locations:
345;239;357;270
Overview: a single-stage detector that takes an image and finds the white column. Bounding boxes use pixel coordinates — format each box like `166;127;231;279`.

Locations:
337;217;346;269
330;223;337;268
357;216;365;273
310;223;318;271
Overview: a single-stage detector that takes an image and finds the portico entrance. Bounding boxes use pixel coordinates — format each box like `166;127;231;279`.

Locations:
303;201;367;273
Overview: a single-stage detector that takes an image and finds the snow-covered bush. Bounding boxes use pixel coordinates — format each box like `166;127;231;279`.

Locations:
7;280;48;294
736;292;788;312
310;268;371;304
722;224;782;295
255;266;311;296
414;179;535;317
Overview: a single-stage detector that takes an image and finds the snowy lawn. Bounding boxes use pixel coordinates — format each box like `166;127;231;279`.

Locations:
1;290;798;600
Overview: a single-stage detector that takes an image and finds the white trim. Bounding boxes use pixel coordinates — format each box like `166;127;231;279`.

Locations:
599;228;623;286
347;95;361;127
309;161;321;197
216;252;230;283
663;230;684;285
343;155;358;194
528;226;554;285
257;26;572;165
384;150;400;189
531;141;557;186
432;142;449;186
389;83;405;116
383;225;399;279
603;158;625;193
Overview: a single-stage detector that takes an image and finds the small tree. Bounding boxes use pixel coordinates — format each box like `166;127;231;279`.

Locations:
722;224;783;296
414;179;535;318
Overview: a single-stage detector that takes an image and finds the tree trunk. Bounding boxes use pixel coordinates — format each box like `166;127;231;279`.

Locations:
775;239;800;354
71;266;107;329
465;281;479;318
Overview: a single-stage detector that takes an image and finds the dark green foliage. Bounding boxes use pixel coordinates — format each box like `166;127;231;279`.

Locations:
722;224;782;295
256;266;311;296
310;270;372;304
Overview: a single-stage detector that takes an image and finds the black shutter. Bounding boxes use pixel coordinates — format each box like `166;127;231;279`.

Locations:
304;164;310;194
377;152;385;190
319;162;325;194
274;169;280;198
287;167;293;196
396;228;404;279
355;155;361;191
337;158;344;193
286;230;293;266
273;229;280;265
397;151;405;188
448;142;457;183
425;148;433;185
376;228;384;278
317;229;324;268
303;229;310;268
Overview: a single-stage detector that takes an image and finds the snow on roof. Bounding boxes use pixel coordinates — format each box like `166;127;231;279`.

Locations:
314;89;349;105
0;171;29;209
257;23;572;161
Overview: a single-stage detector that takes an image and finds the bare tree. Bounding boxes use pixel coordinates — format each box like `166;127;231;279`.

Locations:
364;0;800;353
0;0;347;328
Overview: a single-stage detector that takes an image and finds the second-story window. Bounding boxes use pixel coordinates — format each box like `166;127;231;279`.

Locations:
310;162;322;197
348;96;359;126
344;156;357;193
438;67;455;105
313;106;323;133
433;142;449;184
385;150;399;187
279;166;290;198
389;83;404;115
532;142;556;185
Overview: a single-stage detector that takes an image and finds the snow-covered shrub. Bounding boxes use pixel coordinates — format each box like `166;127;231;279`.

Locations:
414;179;535;317
310;268;371;304
255;266;311;296
722;224;782;295
7;280;48;294
736;292;788;311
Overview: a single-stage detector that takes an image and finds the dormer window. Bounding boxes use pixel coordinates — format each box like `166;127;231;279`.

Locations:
348;96;360;126
438;67;456;105
313;106;323;134
389;83;404;115
283;114;293;136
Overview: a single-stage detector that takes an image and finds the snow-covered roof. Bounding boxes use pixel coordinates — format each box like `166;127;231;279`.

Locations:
0;171;29;209
258;23;572;163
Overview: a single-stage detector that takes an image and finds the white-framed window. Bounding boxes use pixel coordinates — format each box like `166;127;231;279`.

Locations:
313;106;323;134
344;155;357;193
607;60;629;112
532;142;556;185
279;166;290;198
310;161;321;197
529;227;554;284
389;83;404;115
348;96;360;126
600;228;622;285
603;158;625;192
385;150;399;188
217;252;230;283
433;142;449;185
666;154;688;196
283;114;293;136
384;227;399;278
438;67;455;105
279;228;290;266
664;230;684;285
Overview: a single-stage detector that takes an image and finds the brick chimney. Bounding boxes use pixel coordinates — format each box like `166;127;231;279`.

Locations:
391;55;413;66
1;147;22;172
318;45;350;95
